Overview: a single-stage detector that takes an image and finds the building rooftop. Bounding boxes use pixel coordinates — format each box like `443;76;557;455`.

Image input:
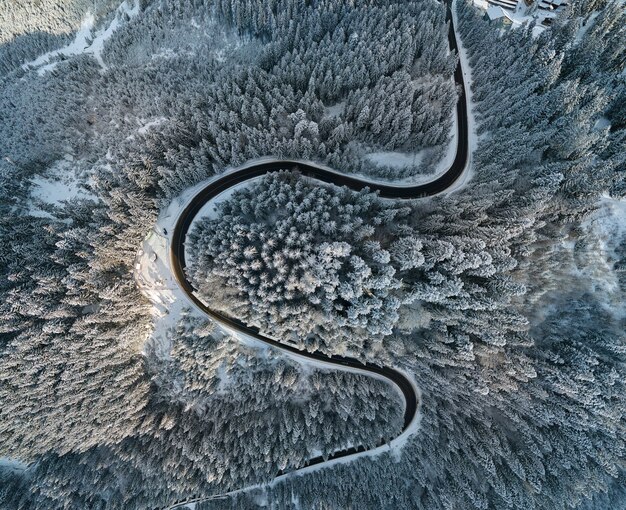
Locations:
486;5;508;19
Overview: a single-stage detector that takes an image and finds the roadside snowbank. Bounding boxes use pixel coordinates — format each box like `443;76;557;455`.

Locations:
365;151;424;172
138;117;168;134
445;0;478;194
183;177;264;267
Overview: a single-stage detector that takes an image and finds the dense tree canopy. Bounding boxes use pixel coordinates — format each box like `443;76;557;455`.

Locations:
187;173;409;351
0;0;624;508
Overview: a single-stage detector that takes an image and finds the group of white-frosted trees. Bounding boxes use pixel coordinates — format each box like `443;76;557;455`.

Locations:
0;0;624;507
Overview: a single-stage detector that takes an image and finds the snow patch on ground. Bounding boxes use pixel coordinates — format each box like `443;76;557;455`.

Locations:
213;35;247;63
365;151;424;170
138;117;168;134
22;14;95;74
88;0;140;69
30;174;89;207
22;0;139;74
214;362;233;393
574;11;601;45
135;230;188;359
28;157;97;217
135;232;178;318
323;102;345;119
0;457;29;472
593;116;611;131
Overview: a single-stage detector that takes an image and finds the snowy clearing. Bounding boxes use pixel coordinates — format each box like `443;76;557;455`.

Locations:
138;117;168;134
21;0;140;74
574;11;601;44
21;14;95;74
28;157;97;217
365;151;424;170
323;102;346;119
0;457;29;472
30;174;92;206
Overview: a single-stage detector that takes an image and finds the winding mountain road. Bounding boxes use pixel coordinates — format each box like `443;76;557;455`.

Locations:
164;0;469;507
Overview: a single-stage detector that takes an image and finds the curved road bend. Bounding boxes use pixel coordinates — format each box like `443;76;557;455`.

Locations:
165;0;468;507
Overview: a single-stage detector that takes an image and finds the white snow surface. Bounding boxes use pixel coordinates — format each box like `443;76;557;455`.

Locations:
323;102;346;119
28;156;97;217
88;0;140;69
365;151;424;171
22;14;95;74
473;0;489;9
0;457;29;472
574;11;601;44
594;116;611;131
22;0;139;74
135;229;185;360
138;117;168;134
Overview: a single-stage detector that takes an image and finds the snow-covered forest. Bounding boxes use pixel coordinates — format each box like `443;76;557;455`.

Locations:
186;172;413;353
0;0;625;508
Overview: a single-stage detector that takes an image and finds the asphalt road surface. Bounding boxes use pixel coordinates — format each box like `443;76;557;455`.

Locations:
165;0;468;506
